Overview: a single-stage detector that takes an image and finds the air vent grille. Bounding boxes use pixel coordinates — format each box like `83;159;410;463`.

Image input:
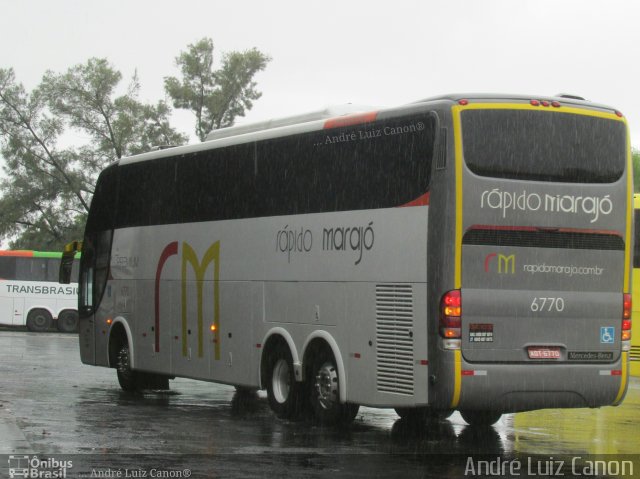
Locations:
376;284;414;395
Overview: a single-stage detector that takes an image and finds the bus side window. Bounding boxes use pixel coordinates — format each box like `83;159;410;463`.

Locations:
47;259;61;282
71;259;80;284
16;258;47;281
80;230;112;316
93;230;112;306
79;244;95;314
0;257;16;280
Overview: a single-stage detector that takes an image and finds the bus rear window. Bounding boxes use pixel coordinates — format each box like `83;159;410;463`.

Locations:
461;109;626;183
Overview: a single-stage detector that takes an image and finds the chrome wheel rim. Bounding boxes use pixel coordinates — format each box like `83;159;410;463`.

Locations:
272;358;291;404
315;362;339;410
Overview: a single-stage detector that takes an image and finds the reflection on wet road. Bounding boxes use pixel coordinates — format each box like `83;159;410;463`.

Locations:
0;331;638;477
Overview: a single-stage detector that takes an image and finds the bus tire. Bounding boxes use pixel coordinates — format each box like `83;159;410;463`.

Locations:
26;309;53;332
460;410;502;427
56;310;79;333
266;343;305;420
395;407;453;423
116;343;139;392
309;349;359;426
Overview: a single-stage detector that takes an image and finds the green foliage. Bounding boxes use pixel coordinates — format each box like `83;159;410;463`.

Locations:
0;68;89;249
0;59;188;249
43;59;187;158
165;38;271;141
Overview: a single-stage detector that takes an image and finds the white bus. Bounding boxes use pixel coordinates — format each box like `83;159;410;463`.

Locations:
1;250;79;332
61;94;633;426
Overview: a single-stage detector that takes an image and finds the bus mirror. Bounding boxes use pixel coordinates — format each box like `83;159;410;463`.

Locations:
59;241;82;284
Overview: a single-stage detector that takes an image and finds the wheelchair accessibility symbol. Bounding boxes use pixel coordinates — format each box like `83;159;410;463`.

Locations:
600;327;615;344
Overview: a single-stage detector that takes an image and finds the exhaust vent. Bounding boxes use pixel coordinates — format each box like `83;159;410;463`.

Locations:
375;284;414;395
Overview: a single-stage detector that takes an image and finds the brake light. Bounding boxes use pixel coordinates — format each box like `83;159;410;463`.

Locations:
440;290;461;339
622;293;632;341
623;294;631;320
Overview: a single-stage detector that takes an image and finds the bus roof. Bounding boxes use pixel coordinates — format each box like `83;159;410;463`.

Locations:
0;250;79;259
117;93;623;168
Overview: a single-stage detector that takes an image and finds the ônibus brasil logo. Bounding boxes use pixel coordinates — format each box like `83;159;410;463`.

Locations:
8;455;72;478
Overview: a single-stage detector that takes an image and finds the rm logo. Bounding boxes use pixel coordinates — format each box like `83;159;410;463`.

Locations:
155;241;221;359
484;253;516;274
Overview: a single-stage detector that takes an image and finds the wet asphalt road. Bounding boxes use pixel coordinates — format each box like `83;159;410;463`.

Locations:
0;330;639;478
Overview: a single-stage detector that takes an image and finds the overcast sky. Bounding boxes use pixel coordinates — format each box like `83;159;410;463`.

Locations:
1;0;639;148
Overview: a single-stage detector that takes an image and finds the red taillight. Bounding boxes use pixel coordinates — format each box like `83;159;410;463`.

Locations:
458;99;469;106
615;110;623;118
623;293;632;320
622;293;632;341
530;100;540;106
551;101;561;108
440;290;461;338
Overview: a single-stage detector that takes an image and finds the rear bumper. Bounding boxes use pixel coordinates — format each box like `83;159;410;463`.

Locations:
435;351;629;413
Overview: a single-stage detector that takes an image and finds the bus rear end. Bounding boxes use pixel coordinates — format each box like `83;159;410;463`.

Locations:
437;98;632;422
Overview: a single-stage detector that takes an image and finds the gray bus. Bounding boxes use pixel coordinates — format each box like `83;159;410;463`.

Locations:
61;94;633;427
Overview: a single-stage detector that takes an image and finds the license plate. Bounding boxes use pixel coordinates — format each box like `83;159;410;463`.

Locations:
528;347;561;359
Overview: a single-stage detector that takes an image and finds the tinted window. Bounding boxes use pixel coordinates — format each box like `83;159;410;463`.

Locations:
462;110;626;183
118;157;178;228
0;257;16;280
86;164;119;234
112;112;435;228
46;258;61;282
16;258;47;281
257;113;434;215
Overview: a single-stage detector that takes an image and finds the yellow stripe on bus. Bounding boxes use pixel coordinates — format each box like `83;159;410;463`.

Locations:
614;351;629;405
450;349;462;408
624;125;633;294
452;106;464;289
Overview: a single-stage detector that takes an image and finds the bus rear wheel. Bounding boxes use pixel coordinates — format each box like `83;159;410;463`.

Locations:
460;410;502;427
56;310;79;333
309;349;359;426
266;344;305;420
26;309;53;332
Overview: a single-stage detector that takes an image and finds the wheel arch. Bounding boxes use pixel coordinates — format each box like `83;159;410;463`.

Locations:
26;305;55;320
259;327;301;389
302;331;347;403
107;317;134;369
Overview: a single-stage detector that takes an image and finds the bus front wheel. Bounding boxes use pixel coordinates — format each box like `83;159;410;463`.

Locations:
309;349;359;426
116;343;139;392
266;344;305;420
26;309;53;332
460;410;502;427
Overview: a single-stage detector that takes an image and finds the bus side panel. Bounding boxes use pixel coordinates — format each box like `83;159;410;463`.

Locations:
208;281;261;387
345;282;429;407
12;298;23;326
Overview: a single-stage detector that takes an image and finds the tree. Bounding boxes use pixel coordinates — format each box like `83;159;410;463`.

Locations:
165;38;270;141
0;60;187;249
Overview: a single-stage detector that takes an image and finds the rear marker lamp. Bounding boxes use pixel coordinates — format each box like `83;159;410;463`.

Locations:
622;293;632;341
440;290;462;340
